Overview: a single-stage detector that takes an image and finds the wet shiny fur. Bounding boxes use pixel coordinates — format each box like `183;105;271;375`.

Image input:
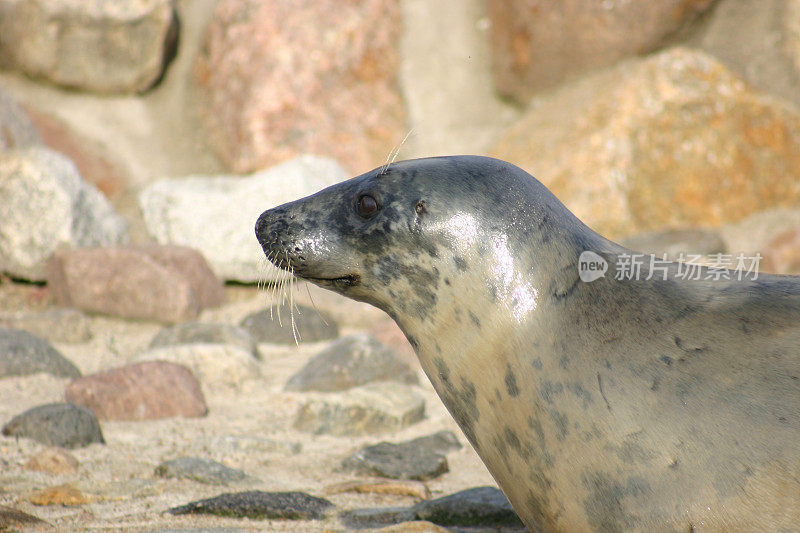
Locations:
256;156;800;532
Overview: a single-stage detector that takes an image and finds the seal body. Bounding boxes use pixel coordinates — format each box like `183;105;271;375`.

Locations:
255;156;800;531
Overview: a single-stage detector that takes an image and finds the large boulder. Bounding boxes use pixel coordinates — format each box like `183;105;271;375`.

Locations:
0;0;177;93
489;0;716;103
492;48;800;238
194;0;405;172
139;155;348;282
0;147;128;281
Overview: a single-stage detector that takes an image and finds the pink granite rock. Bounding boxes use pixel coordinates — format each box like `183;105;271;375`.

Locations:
65;361;207;421
489;0;716;103
47;245;224;322
194;0;405;173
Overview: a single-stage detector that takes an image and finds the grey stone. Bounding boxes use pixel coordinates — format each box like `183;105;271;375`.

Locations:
139;155;348;282
0;88;40;149
2;402;104;449
0;0;178;93
339;507;417;529
0;147;128;281
149;322;258;359
155;457;258;486
0;327;81;378
0;505;49;530
620;229;726;261
339;487;523;529
286;334;417;392
241;304;339;345
168;490;334;520
0;308;91;343
342;431;461;481
293;383;426;437
414;486;523;527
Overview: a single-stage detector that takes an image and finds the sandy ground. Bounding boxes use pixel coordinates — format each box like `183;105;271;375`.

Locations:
0;281;497;532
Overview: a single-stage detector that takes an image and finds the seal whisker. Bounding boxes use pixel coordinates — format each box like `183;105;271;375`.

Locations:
304;282;329;327
380;128;414;175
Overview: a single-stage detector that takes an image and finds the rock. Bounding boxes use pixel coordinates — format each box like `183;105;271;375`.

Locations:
0;147;128;281
340;507;417;529
149;322;258;359
24;447;80;476
155;457;257;486
0;0;178;93
0;328;81;379
620;229;726;261
410;431;462;455
788;1;800;75
342;431;461;481
489;0;715;103
168;490;334;520
340;486;523;529
241;304;339;345
27;109;127;201
139;155;348;282
286;334;417;392
375;522;454;533
0;308;91;344
293;383;425;436
47;245;224;323
132;345;260;388
25;483;92;506
719;208;800;258
0;505;49;529
1;403;104;449
194;0;404;173
64;361;207;421
688;0;800;111
342;441;447;481
324;479;431;500
0;87;40;149
414;486;523;527
491;48;800;239
762;227;800;275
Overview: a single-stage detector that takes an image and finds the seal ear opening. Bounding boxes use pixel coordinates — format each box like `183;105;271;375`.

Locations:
415;200;427;215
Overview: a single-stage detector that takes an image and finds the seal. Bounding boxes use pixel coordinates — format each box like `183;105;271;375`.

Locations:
255;156;800;531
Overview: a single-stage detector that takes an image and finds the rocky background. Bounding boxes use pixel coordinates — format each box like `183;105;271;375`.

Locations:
1;0;800;531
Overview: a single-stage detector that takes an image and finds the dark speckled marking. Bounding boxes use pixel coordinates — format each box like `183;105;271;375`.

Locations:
567;382;594;408
539;380;564;404
548;409;569;441
434;357;480;447
582;472;650;532
531;357;543;370
504;426;522;451
505;365;519;397
469;311;481;327
407;336;419;350
453;256;468;271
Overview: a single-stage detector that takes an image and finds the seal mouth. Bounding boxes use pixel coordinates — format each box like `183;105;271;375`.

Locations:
303;273;361;288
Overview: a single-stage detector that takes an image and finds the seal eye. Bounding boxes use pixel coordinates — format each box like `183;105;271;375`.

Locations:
356;194;379;218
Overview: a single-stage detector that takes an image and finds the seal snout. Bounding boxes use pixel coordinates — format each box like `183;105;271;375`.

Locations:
255;208;297;269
